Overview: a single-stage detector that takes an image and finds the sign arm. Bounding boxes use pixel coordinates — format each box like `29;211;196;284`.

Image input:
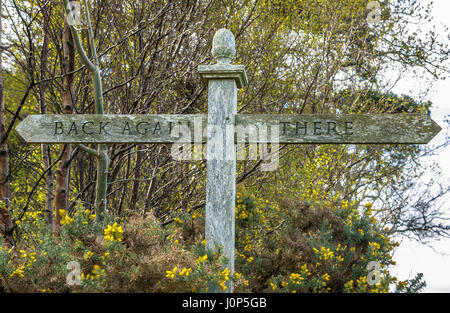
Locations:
15;113;441;144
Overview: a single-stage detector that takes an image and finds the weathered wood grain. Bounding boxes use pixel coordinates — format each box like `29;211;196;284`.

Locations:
236;113;442;144
199;28;243;293
15;114;207;144
15;113;441;144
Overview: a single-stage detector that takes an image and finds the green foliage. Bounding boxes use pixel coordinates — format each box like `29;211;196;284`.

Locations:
232;191;404;292
395;273;427;293
0;190;427;293
0;202;227;292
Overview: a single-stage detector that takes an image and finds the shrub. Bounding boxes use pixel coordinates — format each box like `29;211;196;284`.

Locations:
0;193;425;293
0;203;227;292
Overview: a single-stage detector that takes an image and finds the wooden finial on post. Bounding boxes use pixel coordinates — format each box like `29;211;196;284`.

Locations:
211;28;236;64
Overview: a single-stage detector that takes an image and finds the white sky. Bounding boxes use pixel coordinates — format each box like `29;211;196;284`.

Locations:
388;0;450;292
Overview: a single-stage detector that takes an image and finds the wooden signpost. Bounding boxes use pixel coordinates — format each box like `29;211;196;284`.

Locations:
16;113;441;144
15;29;441;292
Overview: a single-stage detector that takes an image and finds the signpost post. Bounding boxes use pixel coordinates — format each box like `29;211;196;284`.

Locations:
15;29;441;293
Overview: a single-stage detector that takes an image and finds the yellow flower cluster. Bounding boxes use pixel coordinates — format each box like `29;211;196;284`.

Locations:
356;276;367;288
104;222;124;242
364;202;373;215
81;264;105;281
369;241;381;256
0;246;12;253
101;252;110;260
10;264;25;278
167;229;180;244
369;242;381;250
344;280;354;291
166;266;192;279
396;280;408;290
238;208;249;219
11;249;38;276
313;246;334;261
289;273;304;285
83;250;93;260
166;266;178;278
28;210;43;220
195;254;208;263
179;267;192;277
371;287;388;293
91;264;104;276
59;209;74;225
73;208;96;225
219;267;231;291
300;264;311;276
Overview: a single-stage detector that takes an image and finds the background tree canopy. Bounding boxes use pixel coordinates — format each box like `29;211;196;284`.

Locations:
0;0;448;292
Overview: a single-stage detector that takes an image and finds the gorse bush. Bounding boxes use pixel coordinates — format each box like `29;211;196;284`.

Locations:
232;192;420;293
0;191;425;293
0;203;227;292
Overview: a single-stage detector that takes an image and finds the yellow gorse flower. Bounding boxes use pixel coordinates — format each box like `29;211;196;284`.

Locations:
369;242;381;250
10;265;25;278
195;254;208;263
59;209;74;225
179;267;192;277
104;222;124;242
301;264;311;276
91;264;105;277
83;250;93;260
290;273;303;285
219;267;231;291
101;252;110;260
315;246;334;261
166;266;178;278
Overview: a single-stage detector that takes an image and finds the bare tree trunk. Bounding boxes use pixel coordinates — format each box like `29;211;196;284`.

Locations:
129;145;142;212
40;3;54;230
62;0;108;224
0;0;14;248
117;152;131;215
53;17;74;234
